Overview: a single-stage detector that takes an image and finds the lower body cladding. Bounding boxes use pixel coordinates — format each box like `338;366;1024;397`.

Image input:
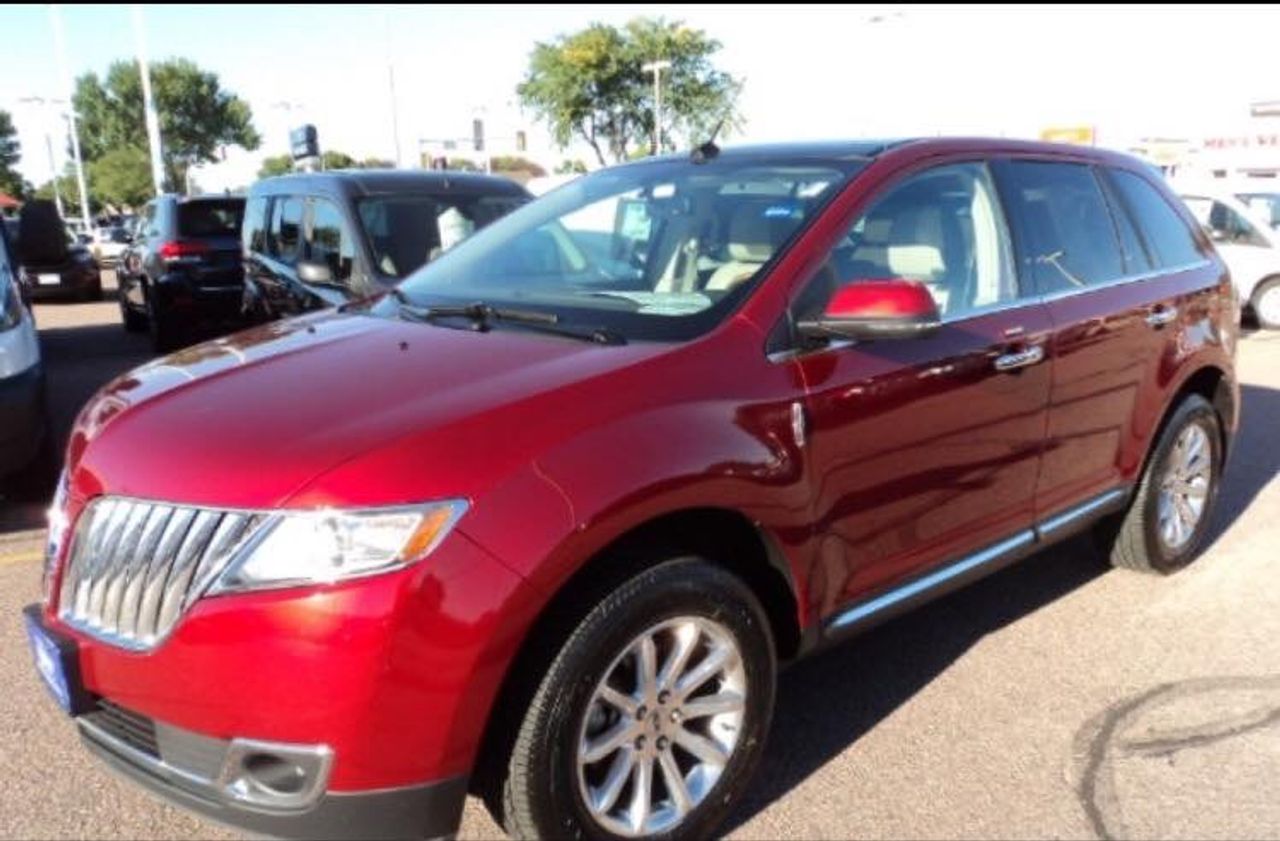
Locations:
37;528;531;840
0;362;47;476
79;701;466;840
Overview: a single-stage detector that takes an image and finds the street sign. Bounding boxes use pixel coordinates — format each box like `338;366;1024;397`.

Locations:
290;125;319;160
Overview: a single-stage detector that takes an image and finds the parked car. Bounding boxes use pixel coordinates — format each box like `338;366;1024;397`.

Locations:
25;138;1238;841
241;170;530;320
89;225;132;267
13;200;102;302
0;210;49;486
1178;189;1280;329
117;194;247;351
1234;190;1280;230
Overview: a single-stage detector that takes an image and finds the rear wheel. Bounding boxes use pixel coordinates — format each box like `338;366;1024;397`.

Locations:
119;288;147;333
147;287;181;353
1251;277;1280;330
1097;394;1223;574
499;557;775;840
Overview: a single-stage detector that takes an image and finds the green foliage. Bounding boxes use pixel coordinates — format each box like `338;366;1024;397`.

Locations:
360;157;395;169
88;146;153;209
0;110;28;199
258;154;293;179
490;156;547;178
74;58;261;192
555;159;589;175
517;17;742;165
446;157;480;172
321;150;356;170
35;168;100;216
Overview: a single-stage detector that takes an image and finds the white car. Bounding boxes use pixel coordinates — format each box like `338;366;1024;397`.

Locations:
1177;189;1280;329
90;225;131;266
0;223;48;482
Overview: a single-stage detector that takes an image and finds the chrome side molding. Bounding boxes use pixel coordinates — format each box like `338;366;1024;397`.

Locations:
825;487;1130;639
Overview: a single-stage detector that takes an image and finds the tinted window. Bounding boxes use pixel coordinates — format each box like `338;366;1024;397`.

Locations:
799;162;1019;320
356;194;526;278
143;203;159;237
999;161;1125;293
1098;177;1153;274
309;199;355;284
242;196;269;254
269;197;303;263
177;200;243;238
1107;169;1204;268
1182;196;1269;248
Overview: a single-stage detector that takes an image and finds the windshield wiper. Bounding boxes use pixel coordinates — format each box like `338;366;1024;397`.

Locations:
391;291;626;345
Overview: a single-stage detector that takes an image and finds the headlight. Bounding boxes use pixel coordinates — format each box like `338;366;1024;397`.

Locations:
211;500;468;594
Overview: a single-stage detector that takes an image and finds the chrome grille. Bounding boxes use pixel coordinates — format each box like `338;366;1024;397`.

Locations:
58;498;265;650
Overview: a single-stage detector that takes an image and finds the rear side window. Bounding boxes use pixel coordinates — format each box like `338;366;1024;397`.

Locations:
242;196;269;254
998;161;1125;294
1106;170;1204;268
269;197;304;264
177;200;244;238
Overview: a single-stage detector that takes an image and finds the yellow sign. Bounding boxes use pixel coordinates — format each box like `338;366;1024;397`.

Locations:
1040;126;1096;146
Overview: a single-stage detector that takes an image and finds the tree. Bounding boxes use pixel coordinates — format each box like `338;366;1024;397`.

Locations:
555;159;588;175
517;17;741;166
74;58;261;192
446;157;480;172
321;150;356;170
490;156;547;184
258;154;293;179
360;157;395;169
88;146;152;209
0;110;28;200
35;168;100;217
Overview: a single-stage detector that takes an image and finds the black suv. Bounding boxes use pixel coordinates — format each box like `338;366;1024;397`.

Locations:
242;170;530;318
117;194;246;351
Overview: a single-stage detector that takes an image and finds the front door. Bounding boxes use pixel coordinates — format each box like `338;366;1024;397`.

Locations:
789;160;1052;618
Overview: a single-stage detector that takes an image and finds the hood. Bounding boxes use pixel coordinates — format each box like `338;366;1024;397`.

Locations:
69;310;669;509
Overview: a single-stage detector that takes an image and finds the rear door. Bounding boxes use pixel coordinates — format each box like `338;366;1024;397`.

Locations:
994;159;1203;521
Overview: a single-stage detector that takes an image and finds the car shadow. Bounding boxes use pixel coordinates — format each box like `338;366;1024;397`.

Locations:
724;535;1111;833
1202;383;1280;550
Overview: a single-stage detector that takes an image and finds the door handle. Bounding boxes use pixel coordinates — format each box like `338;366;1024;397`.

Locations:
994;344;1045;372
1146;306;1177;328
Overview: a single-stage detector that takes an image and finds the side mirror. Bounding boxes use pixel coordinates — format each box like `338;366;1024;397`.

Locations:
296;259;335;286
797;279;941;342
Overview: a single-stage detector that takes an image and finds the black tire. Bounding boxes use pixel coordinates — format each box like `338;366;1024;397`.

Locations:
499;557;776;841
84;275;103;302
6;414;58;501
119;287;147;333
147;288;181;353
1097;394;1223;574
1250;276;1280;331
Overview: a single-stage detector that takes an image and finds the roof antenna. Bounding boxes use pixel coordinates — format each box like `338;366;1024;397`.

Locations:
691;118;726;164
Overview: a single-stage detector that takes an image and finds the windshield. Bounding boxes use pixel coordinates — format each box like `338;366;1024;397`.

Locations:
381;157;863;341
358;194;528;279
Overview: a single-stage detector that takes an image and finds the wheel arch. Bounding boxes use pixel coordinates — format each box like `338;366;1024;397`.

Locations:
468;506;801;806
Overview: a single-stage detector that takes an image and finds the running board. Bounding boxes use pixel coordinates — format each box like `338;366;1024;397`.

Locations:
823;487;1130;641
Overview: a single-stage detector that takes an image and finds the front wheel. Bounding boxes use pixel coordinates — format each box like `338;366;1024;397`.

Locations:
1251;277;1280;330
1097;394;1223;574
499;558;776;840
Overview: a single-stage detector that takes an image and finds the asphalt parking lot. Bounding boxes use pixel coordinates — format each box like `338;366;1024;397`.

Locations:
1;274;1277;840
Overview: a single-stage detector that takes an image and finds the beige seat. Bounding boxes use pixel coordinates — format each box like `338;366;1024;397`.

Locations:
705;205;790;291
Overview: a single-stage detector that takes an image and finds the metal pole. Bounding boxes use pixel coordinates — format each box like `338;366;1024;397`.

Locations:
50;5;92;228
43;132;64;218
131;5;166;195
385;11;402;168
642;60;671;155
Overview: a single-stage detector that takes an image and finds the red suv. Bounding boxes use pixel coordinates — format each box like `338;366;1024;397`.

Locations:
25;139;1238;840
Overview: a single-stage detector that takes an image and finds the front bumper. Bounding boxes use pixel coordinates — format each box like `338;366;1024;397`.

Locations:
0;362;46;476
80;707;467;840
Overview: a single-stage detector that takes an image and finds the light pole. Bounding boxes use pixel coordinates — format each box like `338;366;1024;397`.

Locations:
384;10;402;168
49;5;92;230
642;60;671;155
18;96;67;218
131;4;166;197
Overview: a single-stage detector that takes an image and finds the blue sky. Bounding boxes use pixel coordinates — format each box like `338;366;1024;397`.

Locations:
3;4;1280;191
